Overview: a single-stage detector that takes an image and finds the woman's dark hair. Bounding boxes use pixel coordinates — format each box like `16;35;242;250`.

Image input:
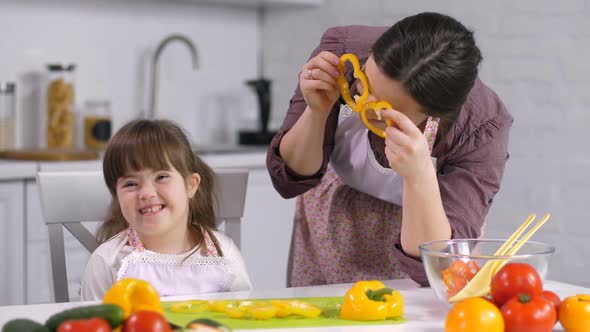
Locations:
372;12;482;118
97;119;222;254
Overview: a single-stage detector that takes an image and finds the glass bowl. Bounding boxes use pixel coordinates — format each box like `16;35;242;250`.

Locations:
419;239;555;306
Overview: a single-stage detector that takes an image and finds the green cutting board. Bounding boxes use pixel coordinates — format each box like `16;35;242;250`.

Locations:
164;296;405;330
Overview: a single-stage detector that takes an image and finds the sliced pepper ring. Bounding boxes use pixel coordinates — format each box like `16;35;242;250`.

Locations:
169;300;209;314
361;101;395;139
338;53;369;112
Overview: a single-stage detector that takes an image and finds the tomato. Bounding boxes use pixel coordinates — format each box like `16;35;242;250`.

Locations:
541;290;561;323
500;293;555;332
559;294;590;332
445;297;504;332
57;318;111;332
491;263;543;307
123;311;171;332
442;260;480;299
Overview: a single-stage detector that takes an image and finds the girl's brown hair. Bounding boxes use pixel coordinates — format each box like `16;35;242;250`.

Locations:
97;119;223;255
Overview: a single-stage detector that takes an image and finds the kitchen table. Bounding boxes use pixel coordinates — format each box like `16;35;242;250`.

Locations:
0;278;587;331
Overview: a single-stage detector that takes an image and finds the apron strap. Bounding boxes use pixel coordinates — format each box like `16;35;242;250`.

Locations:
126;225;219;257
424;116;440;153
127;226;145;251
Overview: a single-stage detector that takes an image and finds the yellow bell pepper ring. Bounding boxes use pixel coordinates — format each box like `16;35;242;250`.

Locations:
361;101;395;139
338;53;369;112
340;280;404;321
222;300;279;320
270;300;322;318
169;300;209;314
103;278;163;318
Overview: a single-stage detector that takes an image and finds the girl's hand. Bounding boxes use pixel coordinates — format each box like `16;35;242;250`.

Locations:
299;51;342;114
381;109;433;182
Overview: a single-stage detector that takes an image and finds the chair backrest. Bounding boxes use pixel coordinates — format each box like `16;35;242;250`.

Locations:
36;168;249;302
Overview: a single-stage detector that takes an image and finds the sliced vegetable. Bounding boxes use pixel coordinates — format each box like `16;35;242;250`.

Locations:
270;300;322;318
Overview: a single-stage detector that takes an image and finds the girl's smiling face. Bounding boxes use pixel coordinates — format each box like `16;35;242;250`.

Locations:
355;56;428;130
116;165;200;244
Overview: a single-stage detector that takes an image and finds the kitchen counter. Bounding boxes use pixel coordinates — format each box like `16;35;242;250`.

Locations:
0;161;38;180
0;146;269;180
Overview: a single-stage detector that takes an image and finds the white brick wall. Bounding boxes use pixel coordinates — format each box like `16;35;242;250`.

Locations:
263;0;590;287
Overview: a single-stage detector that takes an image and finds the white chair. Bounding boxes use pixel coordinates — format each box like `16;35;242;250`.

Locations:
36;168;249;303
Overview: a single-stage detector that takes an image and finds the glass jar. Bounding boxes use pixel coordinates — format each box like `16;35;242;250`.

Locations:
0;82;16;150
83;100;111;150
45;64;76;148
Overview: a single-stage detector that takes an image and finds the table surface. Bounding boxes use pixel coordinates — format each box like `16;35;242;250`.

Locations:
0;279;587;331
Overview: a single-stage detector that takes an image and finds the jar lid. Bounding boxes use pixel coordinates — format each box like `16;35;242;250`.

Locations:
0;82;15;93
46;64;77;71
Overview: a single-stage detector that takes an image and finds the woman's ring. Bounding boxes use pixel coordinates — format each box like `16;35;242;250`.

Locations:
307;69;313;80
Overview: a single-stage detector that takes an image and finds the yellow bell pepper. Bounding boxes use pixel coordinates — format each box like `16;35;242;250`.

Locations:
340;280;404;321
337;53;396;139
361;100;395;139
103;278;163;318
338;53;369;113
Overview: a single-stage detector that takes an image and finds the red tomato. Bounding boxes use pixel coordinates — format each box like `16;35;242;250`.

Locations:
123;311;171;332
491;263;543;307
500;294;556;332
542;290;561;323
57;318;111;332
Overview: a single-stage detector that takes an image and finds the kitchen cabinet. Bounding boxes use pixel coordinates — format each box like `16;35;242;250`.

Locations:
240;167;296;290
0;181;25;305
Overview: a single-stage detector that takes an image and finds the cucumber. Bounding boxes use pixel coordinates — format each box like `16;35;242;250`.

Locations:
2;319;50;332
186;318;232;331
45;304;124;331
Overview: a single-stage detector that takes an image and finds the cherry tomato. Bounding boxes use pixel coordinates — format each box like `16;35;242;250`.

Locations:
57;318;111;332
491;263;543;307
123;311;171;332
442;260;480;299
500;293;555;332
541;290;561;323
559;294;590;332
445;297;504;332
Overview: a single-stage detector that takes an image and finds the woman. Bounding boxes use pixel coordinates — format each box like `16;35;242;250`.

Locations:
266;12;513;286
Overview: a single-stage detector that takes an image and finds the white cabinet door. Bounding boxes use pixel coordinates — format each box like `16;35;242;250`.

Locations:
0;181;25;305
240;168;296;290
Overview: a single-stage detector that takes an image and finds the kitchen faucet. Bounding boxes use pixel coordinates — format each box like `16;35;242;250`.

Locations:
148;34;198;118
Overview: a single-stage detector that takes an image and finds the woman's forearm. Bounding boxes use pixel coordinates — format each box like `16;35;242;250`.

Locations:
279;106;330;176
400;165;451;257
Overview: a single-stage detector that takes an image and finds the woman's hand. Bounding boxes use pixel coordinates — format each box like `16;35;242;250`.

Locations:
381;109;433;182
299;51;342;114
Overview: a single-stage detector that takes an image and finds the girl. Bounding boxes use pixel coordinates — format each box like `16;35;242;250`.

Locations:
81;119;252;300
267;12;513;286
